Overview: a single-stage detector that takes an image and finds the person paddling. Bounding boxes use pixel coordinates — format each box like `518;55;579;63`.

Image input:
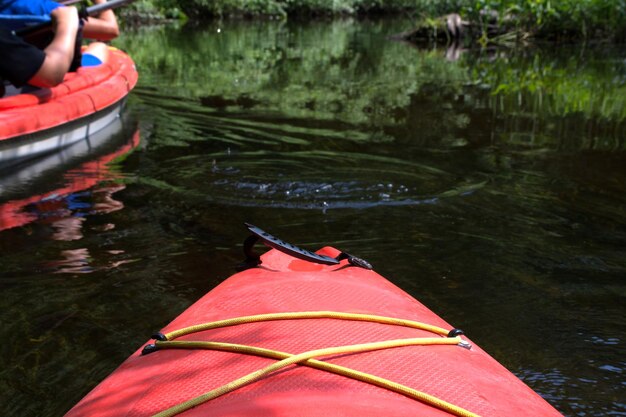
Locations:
0;0;122;96
2;0;120;67
0;0;119;41
0;6;79;92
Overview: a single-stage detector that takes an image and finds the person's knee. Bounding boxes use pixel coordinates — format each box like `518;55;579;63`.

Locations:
82;42;109;66
81;53;103;67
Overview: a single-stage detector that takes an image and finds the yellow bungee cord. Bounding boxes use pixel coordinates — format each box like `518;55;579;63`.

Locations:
143;311;480;417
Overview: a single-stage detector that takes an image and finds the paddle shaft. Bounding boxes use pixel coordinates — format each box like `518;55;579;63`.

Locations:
15;0;134;37
59;0;85;5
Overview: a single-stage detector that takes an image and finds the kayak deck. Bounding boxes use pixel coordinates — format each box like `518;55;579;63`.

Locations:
65;240;563;417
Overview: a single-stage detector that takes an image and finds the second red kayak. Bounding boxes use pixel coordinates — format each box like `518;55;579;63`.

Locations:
65;224;563;417
0;47;137;168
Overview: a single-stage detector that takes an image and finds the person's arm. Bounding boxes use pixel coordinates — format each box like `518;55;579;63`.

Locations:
82;0;119;40
28;6;79;87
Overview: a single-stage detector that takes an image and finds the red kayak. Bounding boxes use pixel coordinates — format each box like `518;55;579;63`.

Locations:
65;224;564;417
0;47;137;168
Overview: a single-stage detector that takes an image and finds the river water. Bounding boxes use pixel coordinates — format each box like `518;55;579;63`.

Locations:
1;19;624;416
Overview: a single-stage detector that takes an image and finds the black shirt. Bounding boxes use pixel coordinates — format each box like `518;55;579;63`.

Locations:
0;28;46;87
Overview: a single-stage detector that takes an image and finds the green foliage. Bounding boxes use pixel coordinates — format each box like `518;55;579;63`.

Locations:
167;0;440;18
118;21;462;125
114;20;625;153
281;0;355;15
131;0;626;40
459;0;626;39
468;50;626;121
119;0;185;21
177;0;286;19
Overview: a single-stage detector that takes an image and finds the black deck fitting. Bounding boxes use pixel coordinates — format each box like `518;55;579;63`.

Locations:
151;332;167;341
448;328;465;337
141;344;158;355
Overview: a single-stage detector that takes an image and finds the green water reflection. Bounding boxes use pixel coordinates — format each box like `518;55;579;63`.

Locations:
0;19;624;417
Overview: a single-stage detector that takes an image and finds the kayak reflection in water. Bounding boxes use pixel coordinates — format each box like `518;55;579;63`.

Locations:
0;123;140;232
24;182;126;241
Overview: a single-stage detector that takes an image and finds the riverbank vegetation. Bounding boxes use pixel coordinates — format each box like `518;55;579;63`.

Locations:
401;0;626;43
122;0;626;42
